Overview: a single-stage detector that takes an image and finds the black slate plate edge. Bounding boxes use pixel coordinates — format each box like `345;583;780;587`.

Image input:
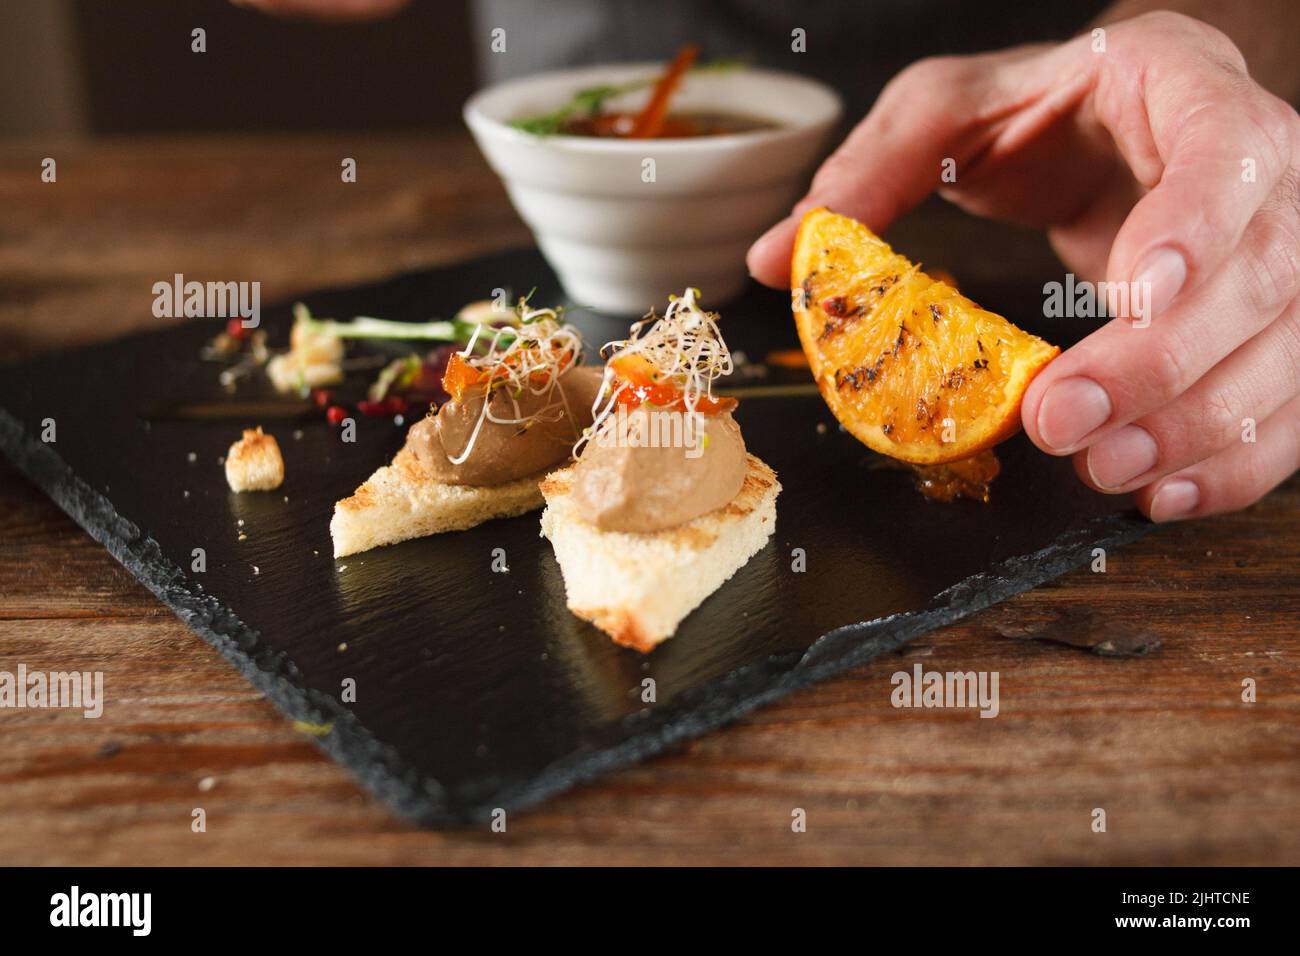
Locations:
477;513;1152;822
0;408;445;822
3;405;1152;827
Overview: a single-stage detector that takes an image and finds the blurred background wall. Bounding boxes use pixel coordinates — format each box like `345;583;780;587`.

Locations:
0;0;1108;140
0;0;475;137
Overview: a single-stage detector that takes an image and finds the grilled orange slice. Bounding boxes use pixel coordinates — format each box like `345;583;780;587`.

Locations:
792;207;1058;465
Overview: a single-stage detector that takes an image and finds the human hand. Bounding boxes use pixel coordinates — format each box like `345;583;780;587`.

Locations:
748;12;1300;522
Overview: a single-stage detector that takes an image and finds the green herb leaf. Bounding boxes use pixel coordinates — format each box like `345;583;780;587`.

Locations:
300;312;459;342
369;354;422;401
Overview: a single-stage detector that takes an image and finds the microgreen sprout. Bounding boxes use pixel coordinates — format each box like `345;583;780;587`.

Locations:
448;298;586;465
296;303;460;343
580;288;732;453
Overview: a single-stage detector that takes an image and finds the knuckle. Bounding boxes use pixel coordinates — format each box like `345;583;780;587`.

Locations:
1241;206;1300;309
1203;43;1249;81
1273;308;1300;377
1195;176;1249;245
1194;386;1242;443
889;56;959;95
1187;17;1247;68
1140;334;1197;403
1242;101;1295;176
1130;11;1243;65
1257;98;1298;159
1127;10;1190;35
1237;435;1277;492
810;149;860;192
1152;387;1237;468
1271;165;1300;220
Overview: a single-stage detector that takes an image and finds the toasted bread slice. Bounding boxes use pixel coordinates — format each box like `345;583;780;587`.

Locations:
539;453;780;652
330;445;545;558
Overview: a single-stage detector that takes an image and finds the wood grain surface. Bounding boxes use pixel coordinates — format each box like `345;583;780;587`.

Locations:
1;135;1297;865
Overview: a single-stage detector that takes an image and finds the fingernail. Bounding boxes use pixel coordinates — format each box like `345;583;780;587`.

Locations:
1132;247;1187;323
1036;377;1112;452
1149;478;1199;522
1086;425;1159;489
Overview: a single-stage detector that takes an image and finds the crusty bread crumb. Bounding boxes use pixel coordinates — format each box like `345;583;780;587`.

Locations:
540;454;780;652
330;445;546;557
225;427;284;492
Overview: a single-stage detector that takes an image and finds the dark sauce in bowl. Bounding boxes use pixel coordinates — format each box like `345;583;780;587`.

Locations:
559;110;778;139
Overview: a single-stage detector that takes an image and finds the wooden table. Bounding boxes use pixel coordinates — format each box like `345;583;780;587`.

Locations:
2;134;1297;865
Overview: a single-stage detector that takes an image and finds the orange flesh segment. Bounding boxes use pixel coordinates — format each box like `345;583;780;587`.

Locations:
442;348;574;403
609;354;737;414
791;207;1059;465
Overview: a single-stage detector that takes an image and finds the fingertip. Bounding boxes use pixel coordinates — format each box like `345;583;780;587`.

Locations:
1020;372;1049;448
1142;477;1200;522
1129;246;1188;324
1070;449;1103;492
746;217;798;288
1020;357;1067;452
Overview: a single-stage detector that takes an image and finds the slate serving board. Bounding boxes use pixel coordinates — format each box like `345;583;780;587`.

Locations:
0;248;1150;825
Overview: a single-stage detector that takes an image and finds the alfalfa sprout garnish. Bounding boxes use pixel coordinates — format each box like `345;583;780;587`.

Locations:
441;295;587;465
579;288;734;453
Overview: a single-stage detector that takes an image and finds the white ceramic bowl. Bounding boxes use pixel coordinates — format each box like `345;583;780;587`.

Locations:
464;63;842;314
